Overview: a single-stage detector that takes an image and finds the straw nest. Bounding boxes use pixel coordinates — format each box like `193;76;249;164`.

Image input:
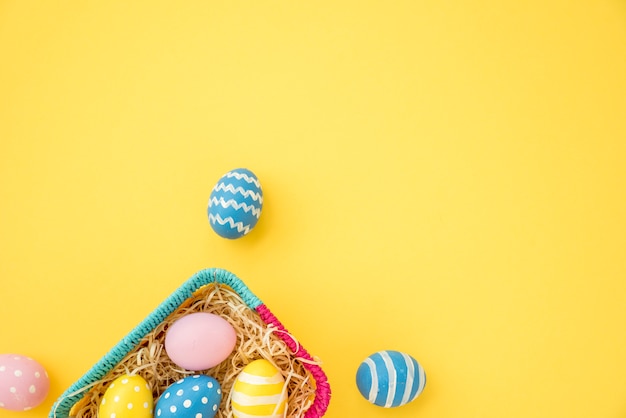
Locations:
68;283;317;417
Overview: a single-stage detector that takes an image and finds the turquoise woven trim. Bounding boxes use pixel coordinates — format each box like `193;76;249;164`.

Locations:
49;268;263;418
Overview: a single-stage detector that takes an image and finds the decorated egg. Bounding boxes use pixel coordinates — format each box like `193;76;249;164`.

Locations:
155;375;221;418
0;354;50;411
99;374;153;418
356;350;426;408
165;312;236;371
231;359;287;418
208;168;263;239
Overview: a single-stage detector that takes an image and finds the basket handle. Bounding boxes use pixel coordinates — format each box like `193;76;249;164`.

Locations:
256;304;331;418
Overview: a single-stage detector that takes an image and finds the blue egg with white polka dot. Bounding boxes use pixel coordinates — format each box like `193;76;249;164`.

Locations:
356;350;426;408
155;375;221;418
207;168;263;239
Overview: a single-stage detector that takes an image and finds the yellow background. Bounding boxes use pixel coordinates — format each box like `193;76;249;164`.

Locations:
1;1;625;417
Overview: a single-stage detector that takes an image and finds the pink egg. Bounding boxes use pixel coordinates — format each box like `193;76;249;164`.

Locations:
165;312;236;371
0;354;50;411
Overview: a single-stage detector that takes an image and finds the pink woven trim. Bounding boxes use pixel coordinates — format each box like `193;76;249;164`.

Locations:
256;304;331;418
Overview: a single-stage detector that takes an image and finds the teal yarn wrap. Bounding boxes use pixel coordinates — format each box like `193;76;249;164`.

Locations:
49;268;263;418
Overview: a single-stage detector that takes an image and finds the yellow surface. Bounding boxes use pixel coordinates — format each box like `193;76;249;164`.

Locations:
99;375;152;418
1;1;625;417
233;359;286;416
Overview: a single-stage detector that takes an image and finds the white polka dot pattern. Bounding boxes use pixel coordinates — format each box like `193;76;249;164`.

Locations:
0;354;50;411
99;374;153;418
155;375;221;418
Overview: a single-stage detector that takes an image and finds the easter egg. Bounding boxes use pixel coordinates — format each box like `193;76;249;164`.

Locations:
0;354;50;411
155;375;221;418
208;168;263;239
165;313;236;371
356;350;426;408
231;359;287;418
99;374;153;418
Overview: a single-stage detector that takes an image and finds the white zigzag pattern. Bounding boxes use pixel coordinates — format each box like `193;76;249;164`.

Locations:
209;214;251;234
210;197;261;218
224;171;261;188
213;183;263;203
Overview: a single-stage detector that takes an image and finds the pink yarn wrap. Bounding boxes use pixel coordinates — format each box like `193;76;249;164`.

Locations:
256;304;331;418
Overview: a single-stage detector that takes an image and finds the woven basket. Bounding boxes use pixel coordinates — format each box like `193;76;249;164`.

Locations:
49;268;330;418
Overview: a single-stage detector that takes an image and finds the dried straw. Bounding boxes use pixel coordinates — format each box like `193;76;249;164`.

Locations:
68;283;317;418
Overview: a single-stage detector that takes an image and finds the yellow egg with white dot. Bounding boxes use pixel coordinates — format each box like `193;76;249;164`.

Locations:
231;359;287;418
99;374;153;418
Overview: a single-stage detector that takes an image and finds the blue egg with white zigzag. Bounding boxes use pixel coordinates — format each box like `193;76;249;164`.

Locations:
356;350;426;408
208;168;263;239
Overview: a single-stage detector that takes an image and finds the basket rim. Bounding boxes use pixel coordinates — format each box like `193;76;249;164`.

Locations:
48;268;330;418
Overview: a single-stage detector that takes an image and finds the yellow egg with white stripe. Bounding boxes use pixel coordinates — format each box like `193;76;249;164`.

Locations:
231;359;287;418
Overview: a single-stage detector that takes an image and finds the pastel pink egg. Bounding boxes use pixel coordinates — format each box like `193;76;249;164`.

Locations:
165;312;236;371
0;354;50;411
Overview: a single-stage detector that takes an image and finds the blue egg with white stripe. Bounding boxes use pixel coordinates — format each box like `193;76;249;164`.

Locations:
356;350;426;408
208;168;263;239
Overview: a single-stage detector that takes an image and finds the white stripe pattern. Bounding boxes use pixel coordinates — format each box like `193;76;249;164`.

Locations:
224;171;262;188
213;183;263;202
208;214;251;234
416;359;426;397
232;410;284;418
364;358;378;403
357;350;426;407
236;371;285;385
232;391;285;406
380;351;397;407
210;197;262;217
400;352;415;406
